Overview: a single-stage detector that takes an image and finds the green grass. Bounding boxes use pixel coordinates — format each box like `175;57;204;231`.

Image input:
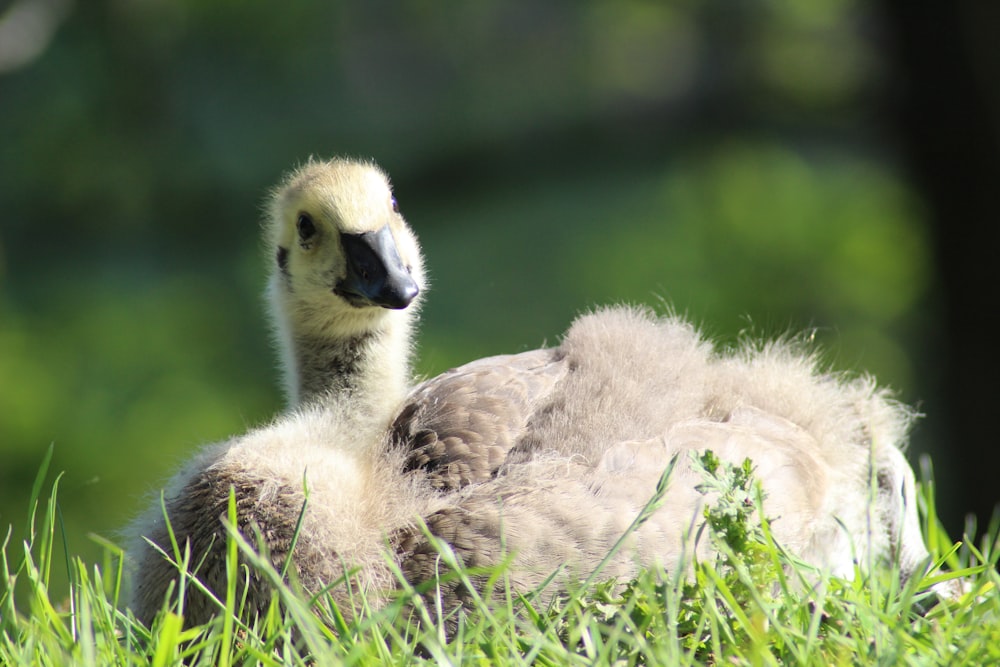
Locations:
1;449;997;666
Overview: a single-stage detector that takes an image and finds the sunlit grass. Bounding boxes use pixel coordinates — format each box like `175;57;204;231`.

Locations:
2;449;997;666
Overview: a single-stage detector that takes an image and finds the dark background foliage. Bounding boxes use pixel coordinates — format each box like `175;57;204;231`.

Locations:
0;0;997;598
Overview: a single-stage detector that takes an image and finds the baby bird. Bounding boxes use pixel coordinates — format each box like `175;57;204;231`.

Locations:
127;159;951;632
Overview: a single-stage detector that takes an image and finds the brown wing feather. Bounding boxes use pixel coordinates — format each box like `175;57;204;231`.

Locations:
391;348;567;490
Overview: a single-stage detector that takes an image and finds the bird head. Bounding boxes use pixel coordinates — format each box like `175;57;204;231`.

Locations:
266;158;424;332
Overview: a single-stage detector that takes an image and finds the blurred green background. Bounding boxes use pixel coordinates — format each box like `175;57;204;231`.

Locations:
1;0;997;599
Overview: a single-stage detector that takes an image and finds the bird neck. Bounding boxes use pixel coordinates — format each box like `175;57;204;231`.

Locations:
294;317;410;405
267;274;418;438
279;304;415;434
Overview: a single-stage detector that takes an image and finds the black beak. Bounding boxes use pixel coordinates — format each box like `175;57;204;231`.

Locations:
334;225;419;309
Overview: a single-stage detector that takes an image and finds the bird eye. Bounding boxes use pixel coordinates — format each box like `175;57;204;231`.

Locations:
297;213;316;241
391;196;400;214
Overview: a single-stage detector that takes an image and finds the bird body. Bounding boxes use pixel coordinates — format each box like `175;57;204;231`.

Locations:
129;306;931;626
393;306;917;592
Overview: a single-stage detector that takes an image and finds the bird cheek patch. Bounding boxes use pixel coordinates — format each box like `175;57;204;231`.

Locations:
276;246;290;278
